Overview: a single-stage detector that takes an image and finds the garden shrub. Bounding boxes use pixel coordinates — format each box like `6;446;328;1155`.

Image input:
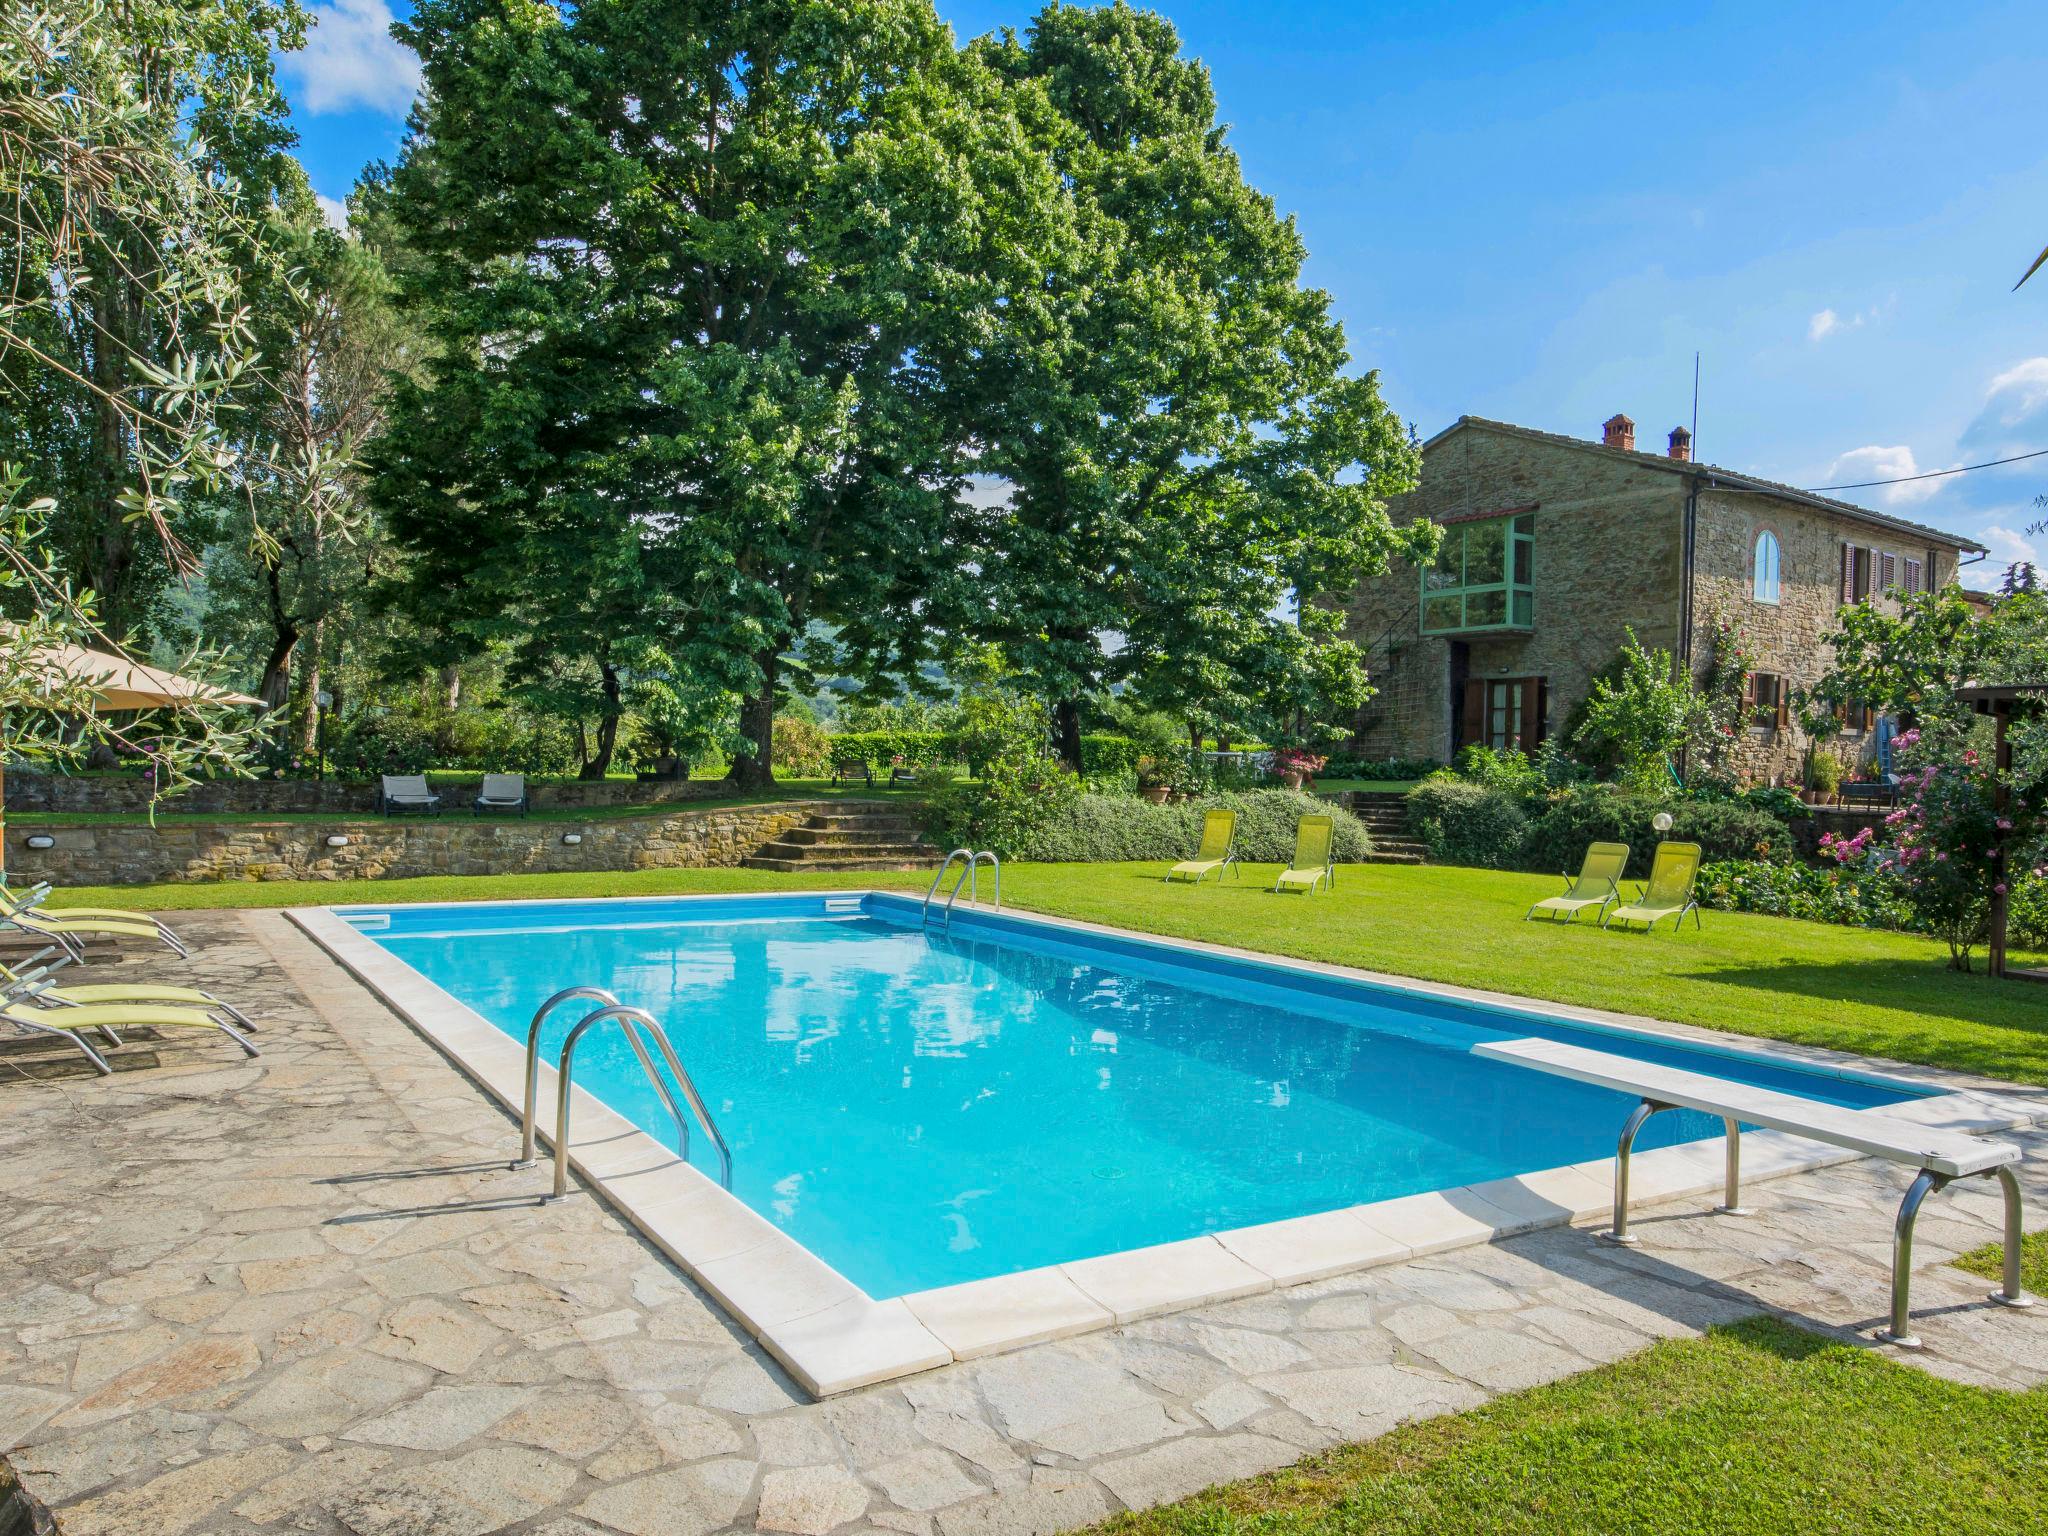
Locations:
1404;780;1528;868
825;730;959;770
1007;788;1371;864
1322;755;1438;781
1078;734;1144;777
328;711;435;778
772;714;832;777
2011;873;2048;950
1517;786;1792;878
1698;858;1912;930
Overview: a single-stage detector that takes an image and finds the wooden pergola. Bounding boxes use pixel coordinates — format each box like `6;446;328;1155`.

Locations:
1956;683;2048;982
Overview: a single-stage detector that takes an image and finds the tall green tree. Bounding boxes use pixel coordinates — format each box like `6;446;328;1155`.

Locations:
203;192;422;746
960;1;1423;767
0;0;294;798
1;0;305;642
375;0;1066;783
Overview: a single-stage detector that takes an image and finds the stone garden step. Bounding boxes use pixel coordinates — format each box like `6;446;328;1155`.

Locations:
741;854;937;873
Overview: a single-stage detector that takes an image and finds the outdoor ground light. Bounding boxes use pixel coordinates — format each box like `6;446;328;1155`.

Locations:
562;833;584;846
326;834;349;848
24;835;53;850
1652;811;1674;832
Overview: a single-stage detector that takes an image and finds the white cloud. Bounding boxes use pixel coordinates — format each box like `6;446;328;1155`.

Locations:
282;0;420;117
1823;444;1946;506
315;193;349;232
1962;356;2048;452
1805;296;1893;343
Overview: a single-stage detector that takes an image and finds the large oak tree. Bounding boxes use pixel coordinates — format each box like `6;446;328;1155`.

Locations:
961;2;1424;765
375;0;1066;782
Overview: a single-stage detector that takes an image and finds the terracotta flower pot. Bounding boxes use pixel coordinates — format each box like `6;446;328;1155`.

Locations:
1141;786;1171;804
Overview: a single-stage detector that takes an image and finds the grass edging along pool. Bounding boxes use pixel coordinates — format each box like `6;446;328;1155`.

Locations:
286;891;2038;1398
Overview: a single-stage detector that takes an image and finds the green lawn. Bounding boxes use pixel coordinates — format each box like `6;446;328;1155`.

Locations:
1089;1317;2048;1536
1958;1230;2048;1294
42;858;2048;1084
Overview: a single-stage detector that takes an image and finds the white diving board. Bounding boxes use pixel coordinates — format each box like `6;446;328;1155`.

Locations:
1475;1036;2032;1349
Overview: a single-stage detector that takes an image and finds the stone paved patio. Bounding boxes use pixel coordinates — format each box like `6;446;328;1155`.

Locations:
2;909;2045;1536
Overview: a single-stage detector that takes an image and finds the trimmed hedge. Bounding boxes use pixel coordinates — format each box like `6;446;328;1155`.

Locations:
1404;780;1529;869
1013;788;1372;864
1401;782;1796;878
823;730;1142;776
1516;788;1795;878
824;730;957;768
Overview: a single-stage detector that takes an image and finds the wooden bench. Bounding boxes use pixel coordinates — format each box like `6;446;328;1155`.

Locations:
1473;1037;2033;1348
830;758;872;787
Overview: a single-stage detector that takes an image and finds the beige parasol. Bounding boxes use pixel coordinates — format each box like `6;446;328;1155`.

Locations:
4;642;265;878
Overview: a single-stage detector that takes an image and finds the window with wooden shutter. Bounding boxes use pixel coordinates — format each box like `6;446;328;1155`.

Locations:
1840;545;1855;602
1903;557;1923;594
1880;552;1897;592
1750;673;1785;730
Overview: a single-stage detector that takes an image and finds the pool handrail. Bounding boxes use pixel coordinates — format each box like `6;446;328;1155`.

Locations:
923;848;1000;930
517;985;620;1168
548;1003;732;1200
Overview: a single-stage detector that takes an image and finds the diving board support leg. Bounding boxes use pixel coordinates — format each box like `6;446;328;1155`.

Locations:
1715;1116;1751;1217
1880;1169;1947;1349
1988;1164;2036;1313
1602;1097;1675;1246
1882;1165;2034;1349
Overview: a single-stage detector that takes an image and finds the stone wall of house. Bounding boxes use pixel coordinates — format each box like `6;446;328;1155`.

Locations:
1343;423;1686;762
4;772;729;817
1686;490;1962;786
2;802;837;886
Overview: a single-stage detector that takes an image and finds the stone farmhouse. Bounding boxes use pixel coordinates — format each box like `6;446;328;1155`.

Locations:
1341;413;1987;784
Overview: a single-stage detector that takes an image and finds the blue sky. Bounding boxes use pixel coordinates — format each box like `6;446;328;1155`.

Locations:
280;0;2048;587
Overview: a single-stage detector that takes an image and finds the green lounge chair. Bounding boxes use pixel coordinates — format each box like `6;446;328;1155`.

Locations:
1165;809;1239;883
1526;841;1630;923
1273;814;1335;894
0;954;256;1031
1603;841;1704;932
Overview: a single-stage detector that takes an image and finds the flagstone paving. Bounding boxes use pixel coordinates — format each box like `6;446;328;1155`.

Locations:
2;908;2045;1535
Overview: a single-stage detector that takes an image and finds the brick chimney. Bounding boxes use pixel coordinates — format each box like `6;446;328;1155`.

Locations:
1601;413;1635;452
1667;425;1692;462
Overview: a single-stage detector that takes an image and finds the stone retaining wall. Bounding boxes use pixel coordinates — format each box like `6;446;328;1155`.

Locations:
3;802;848;886
4;772;727;817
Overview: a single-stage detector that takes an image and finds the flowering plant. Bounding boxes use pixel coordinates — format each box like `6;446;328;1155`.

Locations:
1270;747;1326;778
1863;753;2003;970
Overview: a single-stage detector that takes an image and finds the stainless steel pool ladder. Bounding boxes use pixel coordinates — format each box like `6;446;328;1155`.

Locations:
923;848;1000;930
515;986;732;1199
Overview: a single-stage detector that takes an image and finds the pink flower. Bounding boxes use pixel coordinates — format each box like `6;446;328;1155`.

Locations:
1995;883;2009;895
1997;818;2013;831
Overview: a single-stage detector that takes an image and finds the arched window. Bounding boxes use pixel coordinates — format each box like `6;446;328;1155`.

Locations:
1753;530;1781;604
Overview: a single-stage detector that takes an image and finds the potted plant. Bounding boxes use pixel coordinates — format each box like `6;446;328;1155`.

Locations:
1270;746;1326;790
1808;751;1842;806
1135;756;1172;804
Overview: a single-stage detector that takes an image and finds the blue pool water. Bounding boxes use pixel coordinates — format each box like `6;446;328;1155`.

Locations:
346;893;1930;1297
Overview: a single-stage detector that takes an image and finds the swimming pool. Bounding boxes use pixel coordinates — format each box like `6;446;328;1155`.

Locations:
332;890;1931;1300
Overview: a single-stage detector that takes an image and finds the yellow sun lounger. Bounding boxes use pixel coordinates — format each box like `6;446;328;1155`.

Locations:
1603;841;1704;932
1;911;189;960
0;884;187;955
1273;814;1336;894
0;957;256;1031
1165;809;1239;883
1526;841;1630;923
0;998;258;1074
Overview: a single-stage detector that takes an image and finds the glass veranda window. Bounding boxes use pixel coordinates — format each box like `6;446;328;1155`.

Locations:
1422;514;1534;634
